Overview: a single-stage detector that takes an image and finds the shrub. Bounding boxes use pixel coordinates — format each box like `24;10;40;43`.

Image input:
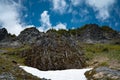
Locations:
102;48;109;52
99;62;109;66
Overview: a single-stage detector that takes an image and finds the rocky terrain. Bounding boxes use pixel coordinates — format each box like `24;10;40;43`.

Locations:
71;24;120;43
0;24;120;79
5;27;86;70
85;67;120;80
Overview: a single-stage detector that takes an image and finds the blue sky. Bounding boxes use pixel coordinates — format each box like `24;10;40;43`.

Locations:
0;0;120;35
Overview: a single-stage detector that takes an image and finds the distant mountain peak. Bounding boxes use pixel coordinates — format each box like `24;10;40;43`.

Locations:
0;28;8;41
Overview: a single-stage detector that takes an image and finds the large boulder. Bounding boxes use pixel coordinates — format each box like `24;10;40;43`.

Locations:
20;32;86;70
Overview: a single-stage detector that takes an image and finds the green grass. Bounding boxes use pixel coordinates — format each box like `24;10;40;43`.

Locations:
0;45;31;65
99;62;109;66
0;55;40;80
0;45;40;80
83;43;120;59
0;45;30;53
81;43;120;68
108;50;120;60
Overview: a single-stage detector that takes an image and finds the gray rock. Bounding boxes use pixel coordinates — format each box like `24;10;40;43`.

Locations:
0;28;9;41
85;67;120;80
76;24;120;43
18;27;44;44
0;41;22;48
20;32;86;71
0;72;15;80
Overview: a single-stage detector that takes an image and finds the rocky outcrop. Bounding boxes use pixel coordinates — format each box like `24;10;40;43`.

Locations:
0;28;21;48
18;27;44;44
102;26;120;39
77;24;106;43
0;28;9;41
0;27;86;71
75;24;120;43
85;67;120;80
19;32;85;70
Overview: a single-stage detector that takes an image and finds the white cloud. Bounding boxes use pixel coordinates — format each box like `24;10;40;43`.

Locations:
86;0;116;21
96;9;109;20
25;25;35;28
0;0;25;35
38;11;67;32
0;0;34;35
52;0;68;14
71;0;83;6
54;23;67;30
38;11;52;32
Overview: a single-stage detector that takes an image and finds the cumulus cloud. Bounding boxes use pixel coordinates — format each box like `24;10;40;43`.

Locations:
54;23;67;30
0;0;25;35
0;0;35;35
38;11;67;32
38;11;52;32
51;0;68;14
86;0;116;21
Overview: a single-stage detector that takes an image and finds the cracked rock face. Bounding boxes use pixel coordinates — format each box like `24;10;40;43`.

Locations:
20;33;86;71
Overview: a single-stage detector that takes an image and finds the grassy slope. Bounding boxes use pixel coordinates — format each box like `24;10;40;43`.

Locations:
81;43;120;69
0;46;41;80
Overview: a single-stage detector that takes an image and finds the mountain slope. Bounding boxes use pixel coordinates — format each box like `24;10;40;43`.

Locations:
0;24;120;79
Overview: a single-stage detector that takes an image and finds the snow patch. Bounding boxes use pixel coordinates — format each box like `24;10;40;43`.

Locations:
20;66;92;80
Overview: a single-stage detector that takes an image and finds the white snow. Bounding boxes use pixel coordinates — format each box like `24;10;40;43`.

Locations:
20;66;92;80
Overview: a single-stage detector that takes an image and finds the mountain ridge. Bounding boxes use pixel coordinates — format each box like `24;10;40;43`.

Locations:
1;24;119;44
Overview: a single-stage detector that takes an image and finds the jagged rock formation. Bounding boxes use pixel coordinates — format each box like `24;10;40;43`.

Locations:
76;24;106;43
0;28;9;41
15;28;85;70
101;26;120;40
18;27;44;44
74;24;120;43
19;32;85;70
0;28;21;48
1;24;120;44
